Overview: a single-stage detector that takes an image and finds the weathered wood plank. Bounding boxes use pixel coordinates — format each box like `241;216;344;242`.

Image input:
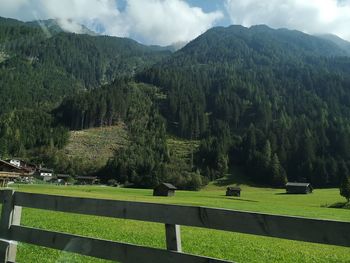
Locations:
0;190;15;239
0;190;21;262
0;190;5;203
13;192;350;247
0;239;10;262
10;225;233;263
165;224;182;252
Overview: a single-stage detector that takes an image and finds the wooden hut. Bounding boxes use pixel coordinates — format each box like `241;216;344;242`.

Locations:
286;182;313;194
53;174;71;185
226;186;241;197
153;183;177;197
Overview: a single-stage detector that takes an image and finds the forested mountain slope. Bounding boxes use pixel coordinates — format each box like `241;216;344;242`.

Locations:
0;16;171;114
0;16;170;163
137;25;350;187
317;33;350;56
1;19;350;189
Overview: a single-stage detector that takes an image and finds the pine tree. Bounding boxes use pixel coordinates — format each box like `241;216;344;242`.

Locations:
262;140;272;169
340;175;350;203
271;154;287;187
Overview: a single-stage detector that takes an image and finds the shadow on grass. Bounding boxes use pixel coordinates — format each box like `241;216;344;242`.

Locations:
274;192;308;195
326;202;350;209
213;166;271;188
224;196;258;203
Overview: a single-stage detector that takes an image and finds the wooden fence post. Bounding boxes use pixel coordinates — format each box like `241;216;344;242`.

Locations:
165;224;182;252
0;190;21;262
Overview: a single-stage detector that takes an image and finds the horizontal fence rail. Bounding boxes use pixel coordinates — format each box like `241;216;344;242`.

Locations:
0;190;350;263
9;225;229;263
12;191;350;247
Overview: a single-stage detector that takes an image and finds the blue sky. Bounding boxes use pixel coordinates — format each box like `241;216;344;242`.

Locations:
186;0;231;26
1;0;350;45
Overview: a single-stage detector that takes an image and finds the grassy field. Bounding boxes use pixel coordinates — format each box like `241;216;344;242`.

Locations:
2;183;349;263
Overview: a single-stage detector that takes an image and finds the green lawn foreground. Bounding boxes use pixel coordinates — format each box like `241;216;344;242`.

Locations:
1;184;349;263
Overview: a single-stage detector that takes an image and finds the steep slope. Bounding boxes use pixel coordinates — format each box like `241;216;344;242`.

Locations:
138;25;350;187
317;34;350;56
0;16;171;115
166;25;347;67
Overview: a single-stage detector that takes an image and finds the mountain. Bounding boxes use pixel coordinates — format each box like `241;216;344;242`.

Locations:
0;16;171;115
316;34;350;56
168;25;348;67
1;19;350;189
137;25;350;187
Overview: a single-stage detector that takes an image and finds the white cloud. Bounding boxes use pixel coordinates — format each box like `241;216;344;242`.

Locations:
0;0;223;45
122;0;223;45
225;0;350;40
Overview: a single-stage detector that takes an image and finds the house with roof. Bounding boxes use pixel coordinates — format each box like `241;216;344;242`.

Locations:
0;160;34;175
226;186;241;197
153;183;177;197
5;159;36;175
286;182;313;194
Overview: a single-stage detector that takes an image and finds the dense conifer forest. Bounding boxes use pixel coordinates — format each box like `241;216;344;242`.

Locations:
1;17;350;189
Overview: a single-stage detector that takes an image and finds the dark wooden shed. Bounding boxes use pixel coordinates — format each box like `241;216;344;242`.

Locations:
226;186;241;197
53;174;71;184
153;183;177;197
286;182;313;194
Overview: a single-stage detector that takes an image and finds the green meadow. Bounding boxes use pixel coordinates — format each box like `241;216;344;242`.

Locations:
3;183;350;263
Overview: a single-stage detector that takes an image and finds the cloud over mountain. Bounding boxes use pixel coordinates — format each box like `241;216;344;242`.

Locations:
225;0;350;40
0;0;223;46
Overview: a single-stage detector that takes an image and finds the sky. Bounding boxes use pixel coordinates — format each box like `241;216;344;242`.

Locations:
1;0;350;46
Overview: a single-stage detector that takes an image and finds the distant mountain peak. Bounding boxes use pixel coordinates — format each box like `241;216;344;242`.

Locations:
179;24;349;59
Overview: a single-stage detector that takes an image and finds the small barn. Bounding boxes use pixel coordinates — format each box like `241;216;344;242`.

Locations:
226;186;241;197
286;182;313;194
153;183;177;197
53;174;71;185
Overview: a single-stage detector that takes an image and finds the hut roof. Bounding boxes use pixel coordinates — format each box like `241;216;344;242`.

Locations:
227;186;241;191
286;182;311;187
40;168;53;173
56;174;70;178
0;160;34;175
159;183;177;190
0;160;22;170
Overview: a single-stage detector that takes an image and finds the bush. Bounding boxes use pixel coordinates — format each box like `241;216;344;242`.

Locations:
107;179;119;187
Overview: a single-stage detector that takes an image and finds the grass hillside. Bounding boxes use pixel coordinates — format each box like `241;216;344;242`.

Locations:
5;184;350;263
62;124;128;169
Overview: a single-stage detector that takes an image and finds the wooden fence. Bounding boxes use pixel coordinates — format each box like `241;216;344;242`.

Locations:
0;189;349;262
